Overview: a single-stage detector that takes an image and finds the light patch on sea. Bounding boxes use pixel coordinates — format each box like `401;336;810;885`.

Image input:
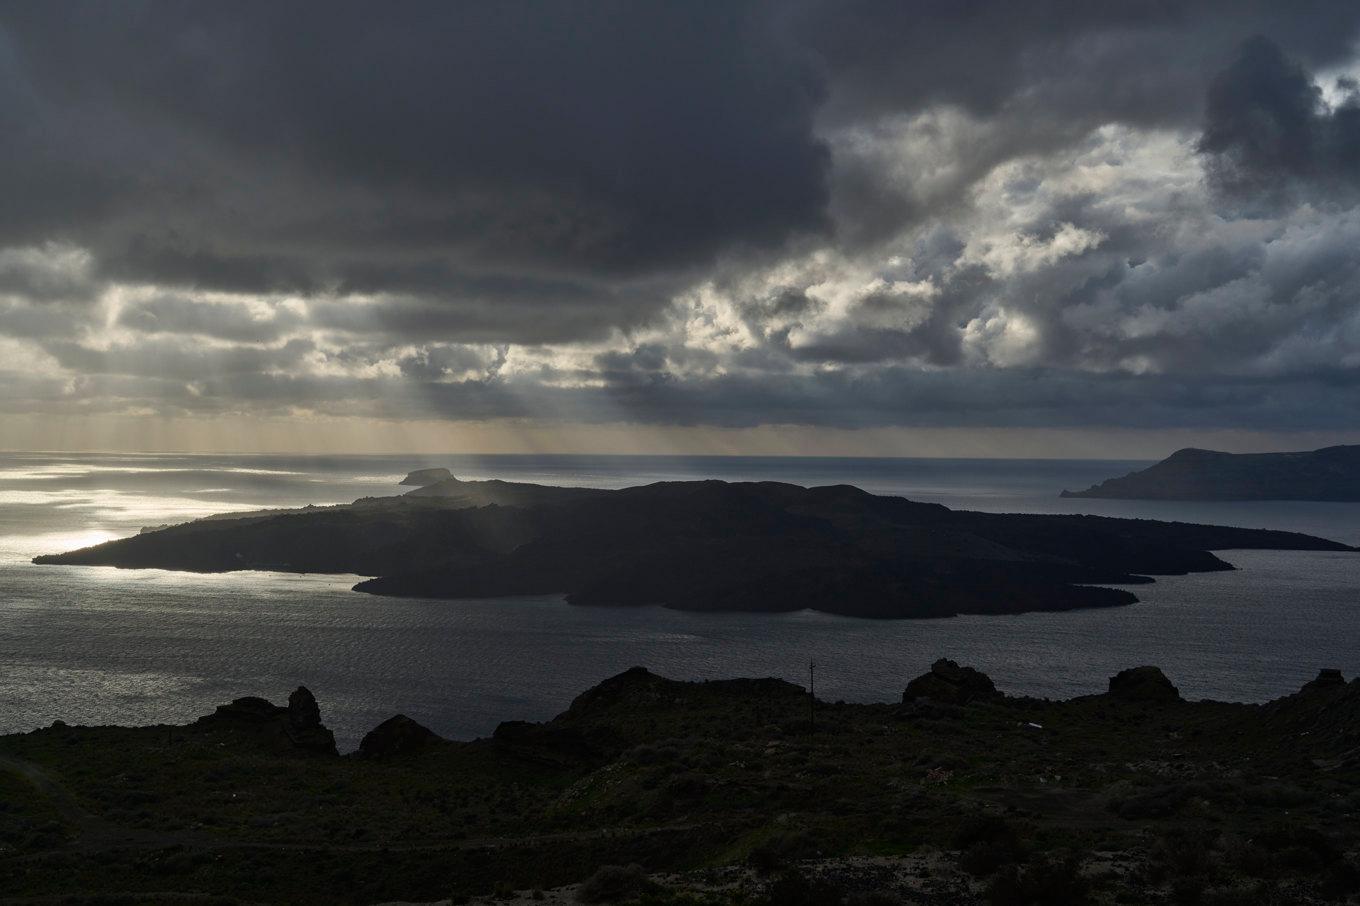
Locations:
1;451;1358;750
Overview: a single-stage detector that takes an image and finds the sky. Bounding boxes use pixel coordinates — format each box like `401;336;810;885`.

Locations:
2;1;1360;457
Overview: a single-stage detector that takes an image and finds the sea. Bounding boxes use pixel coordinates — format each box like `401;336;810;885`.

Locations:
1;451;1357;750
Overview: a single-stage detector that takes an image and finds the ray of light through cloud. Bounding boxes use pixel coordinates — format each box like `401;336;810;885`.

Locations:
0;4;1359;455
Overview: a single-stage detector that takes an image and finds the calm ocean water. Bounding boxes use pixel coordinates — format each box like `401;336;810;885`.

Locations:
1;451;1358;749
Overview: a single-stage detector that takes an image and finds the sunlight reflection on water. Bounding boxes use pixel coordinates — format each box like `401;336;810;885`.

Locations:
1;451;1358;751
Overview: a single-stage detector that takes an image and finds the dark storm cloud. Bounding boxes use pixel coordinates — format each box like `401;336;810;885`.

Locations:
805;2;1360;250
1199;36;1360;202
306;271;668;345
41;337;315;381
0;1;828;309
3;2;1360;435
806;1;1360;125
5;1;1356;304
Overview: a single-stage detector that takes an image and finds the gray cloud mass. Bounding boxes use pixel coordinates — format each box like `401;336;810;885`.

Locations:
1;1;1359;439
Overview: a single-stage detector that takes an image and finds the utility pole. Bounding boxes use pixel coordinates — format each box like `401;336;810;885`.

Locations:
809;660;816;735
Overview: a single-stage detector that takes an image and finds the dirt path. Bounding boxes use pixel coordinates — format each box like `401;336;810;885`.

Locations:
0;755;90;827
0;752;186;852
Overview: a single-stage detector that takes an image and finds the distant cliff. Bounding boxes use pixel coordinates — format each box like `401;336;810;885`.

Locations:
1062;445;1360;501
33;475;1356;619
399;467;453;487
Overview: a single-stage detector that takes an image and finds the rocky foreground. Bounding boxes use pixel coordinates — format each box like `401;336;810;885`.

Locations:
5;664;1360;904
34;474;1357;618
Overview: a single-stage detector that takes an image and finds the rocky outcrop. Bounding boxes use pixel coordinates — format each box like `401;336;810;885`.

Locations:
209;696;285;722
1301;668;1347;693
565;667;669;717
399;468;453;487
286;686;338;754
357;714;441;758
196;686;337;756
1262;670;1360;757
565;667;805;721
288;686;322;726
902;659;1000;706
1062;444;1360;501
1107;666;1181;703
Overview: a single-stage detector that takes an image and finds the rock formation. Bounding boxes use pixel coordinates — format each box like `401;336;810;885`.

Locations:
285;686;338;754
902;659;1000;706
1263;670;1360;757
196;686;337;756
1106;666;1181;703
357;714;441;758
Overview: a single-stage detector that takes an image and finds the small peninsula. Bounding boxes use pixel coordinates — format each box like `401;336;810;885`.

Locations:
1062;444;1360;501
34;473;1355;619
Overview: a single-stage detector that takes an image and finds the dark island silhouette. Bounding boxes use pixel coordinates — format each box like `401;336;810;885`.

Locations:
1063;444;1360;501
34;471;1355;618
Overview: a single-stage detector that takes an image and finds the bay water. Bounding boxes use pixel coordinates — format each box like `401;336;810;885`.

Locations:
1;452;1357;749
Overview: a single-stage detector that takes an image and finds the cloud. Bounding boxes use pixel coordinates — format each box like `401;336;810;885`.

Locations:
0;243;98;303
117;293;304;343
0;3;829;298
1199;35;1360;203
40;336;316;381
1;7;1359;441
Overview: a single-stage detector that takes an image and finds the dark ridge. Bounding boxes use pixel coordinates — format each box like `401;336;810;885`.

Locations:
357;714;443;759
8;664;1360;903
1062;444;1360;501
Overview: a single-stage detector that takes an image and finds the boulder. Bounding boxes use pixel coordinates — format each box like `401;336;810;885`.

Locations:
286;686;338;754
288;686;322;728
358;714;441;758
399;467;453;487
902;659;1000;706
1107;666;1181;703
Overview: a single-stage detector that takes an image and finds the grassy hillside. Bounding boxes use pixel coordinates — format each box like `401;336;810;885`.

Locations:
4;663;1360;904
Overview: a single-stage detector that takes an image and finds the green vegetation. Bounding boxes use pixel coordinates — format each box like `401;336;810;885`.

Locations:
2;664;1359;904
